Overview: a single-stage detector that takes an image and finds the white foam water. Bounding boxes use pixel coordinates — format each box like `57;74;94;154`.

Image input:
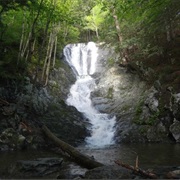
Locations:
63;42;116;148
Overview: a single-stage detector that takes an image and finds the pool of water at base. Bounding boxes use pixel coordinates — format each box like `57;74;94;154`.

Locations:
78;143;180;168
0;143;179;178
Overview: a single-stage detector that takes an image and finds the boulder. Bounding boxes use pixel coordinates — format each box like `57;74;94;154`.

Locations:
147;122;168;142
84;165;135;179
0;128;25;150
171;93;180;120
166;169;180;179
144;87;159;113
7;157;63;179
169;119;180;142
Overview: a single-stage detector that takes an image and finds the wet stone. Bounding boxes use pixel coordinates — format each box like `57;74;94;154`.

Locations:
84;165;135;179
8;157;63;179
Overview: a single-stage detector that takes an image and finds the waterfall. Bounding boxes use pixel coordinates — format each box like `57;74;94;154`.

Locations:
63;42;116;148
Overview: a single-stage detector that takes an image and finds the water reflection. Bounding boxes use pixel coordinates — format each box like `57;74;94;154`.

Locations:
78;144;180;168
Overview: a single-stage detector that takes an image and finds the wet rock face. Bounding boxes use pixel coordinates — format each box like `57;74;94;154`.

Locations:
48;60;76;100
40;101;90;146
0;59;88;150
90;45;180;143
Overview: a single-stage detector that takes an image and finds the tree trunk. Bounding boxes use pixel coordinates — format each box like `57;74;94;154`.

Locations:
34;0;56;84
112;8;123;44
27;0;44;62
112;7;129;62
52;36;57;68
18;11;26;64
42;125;104;169
41;32;52;82
95;27;99;40
44;33;54;86
21;31;31;61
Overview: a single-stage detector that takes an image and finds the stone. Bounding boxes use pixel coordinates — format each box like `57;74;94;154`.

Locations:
144;87;159;113
147;122;168;142
2;104;16;116
172;93;180;119
84;165;135;179
166;169;180;179
0;128;26;150
169;119;180;142
8;157;63;179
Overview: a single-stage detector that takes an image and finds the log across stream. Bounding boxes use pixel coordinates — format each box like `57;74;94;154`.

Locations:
42;125;103;169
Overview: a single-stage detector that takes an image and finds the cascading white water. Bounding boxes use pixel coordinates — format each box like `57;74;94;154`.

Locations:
64;42;116;148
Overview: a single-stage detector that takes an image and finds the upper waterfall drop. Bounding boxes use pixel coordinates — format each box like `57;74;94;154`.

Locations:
63;42;98;77
63;42;116;148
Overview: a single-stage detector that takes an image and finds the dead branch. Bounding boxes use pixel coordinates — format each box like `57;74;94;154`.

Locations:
135;155;139;169
115;160;158;179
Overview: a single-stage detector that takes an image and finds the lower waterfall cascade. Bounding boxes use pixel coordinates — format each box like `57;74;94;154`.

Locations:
63;42;116;148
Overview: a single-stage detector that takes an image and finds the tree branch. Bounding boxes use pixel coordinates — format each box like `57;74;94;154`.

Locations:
115;160;158;179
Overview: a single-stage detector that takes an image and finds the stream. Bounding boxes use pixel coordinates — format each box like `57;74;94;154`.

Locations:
0;144;180;178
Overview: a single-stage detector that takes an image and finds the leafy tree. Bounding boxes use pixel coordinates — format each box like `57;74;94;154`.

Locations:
84;4;108;40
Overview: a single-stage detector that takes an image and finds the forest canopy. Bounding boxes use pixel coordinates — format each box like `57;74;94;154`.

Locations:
0;0;179;84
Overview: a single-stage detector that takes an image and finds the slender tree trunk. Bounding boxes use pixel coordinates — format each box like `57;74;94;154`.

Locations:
41;32;52;82
21;31;31;60
34;0;57;84
112;8;123;44
166;23;171;42
18;13;25;64
95;27;99;40
44;33;54;86
27;0;44;62
112;7;129;62
52;36;57;68
34;19;51;83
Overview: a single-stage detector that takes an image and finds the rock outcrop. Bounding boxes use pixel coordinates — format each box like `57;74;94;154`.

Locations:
90;44;180;143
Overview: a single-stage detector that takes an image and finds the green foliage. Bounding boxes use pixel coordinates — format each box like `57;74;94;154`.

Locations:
133;99;144;125
133;99;160;126
57;24;80;47
106;86;114;99
1;9;23;43
0;0;179;81
139;126;149;135
147;111;159;125
0;49;27;79
96;0;180;63
107;58;115;67
84;3;108;38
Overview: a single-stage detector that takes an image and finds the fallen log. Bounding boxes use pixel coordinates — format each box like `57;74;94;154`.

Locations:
115;160;158;179
42;125;104;169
